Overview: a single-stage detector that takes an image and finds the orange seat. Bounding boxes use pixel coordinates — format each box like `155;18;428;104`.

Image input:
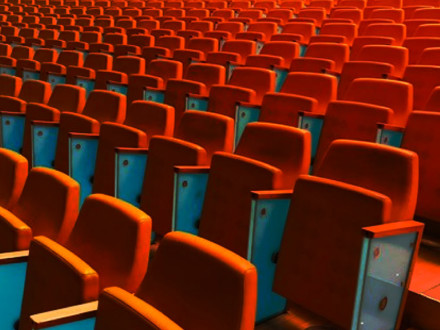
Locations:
0;79;51;113
271;22;315;44
54;91;126;174
0;167;79;252
315;140;419;221
206;40;257;66
403;36;440;63
95;232;257;330
363;23;407;44
244;41;299;69
317;22;357;45
356;44;409;77
295;42;350;73
0;148;27;210
0;74;22;97
18;194;152;330
140;111;234;237
403;64;440;109
344;78;413;125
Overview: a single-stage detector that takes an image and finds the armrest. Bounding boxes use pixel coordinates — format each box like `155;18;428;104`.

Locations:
172;165;210;234
0;112;26;152
376;123;405;147
362;220;424;239
298;111;325;163
234;103;261;148
31;301;98;329
115;147;149;207
248;188;292;321
144;85;166;103
186;94;209;111
251;190;293;200
0;250;29;265
69;133;100;206
0;207;32;252
0;250;29;329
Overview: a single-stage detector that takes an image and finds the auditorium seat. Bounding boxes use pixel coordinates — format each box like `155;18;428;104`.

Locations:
0;167;79;253
66;52;112;83
18;193;152;330
344;78;413;125
141;35;185;66
204;21;245;41
355;44;409;77
94;55;145;89
40;50;84;82
312;22;357;45
311;101;392;169
235;22;278;42
94;232;257;330
206;40;257;66
198;124;310;258
270;22;315;44
0;74;22;96
16;48;58;78
362;22;407;44
403;36;440;63
280;72;337;113
244;41;299;69
0;148;27;210
350;35;395;59
314;140;419;221
403;64;440;109
139;110;234;237
424;85;440;111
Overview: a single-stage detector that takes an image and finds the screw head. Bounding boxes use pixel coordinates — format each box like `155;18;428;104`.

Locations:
379;297;388;311
182;180;188;187
75;143;81;150
37;131;43;136
373;247;381;259
122;159;129;166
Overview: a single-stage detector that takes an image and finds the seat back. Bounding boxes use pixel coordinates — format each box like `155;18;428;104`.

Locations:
356;44;409;77
11;167;79;245
280;22;316;44
0;148;27;210
146;59;183;83
235;123;311;188
199;152;283;257
0;74;21;96
124;100;175;143
304;42;350;72
313;101;392;169
228;67;276;103
63;194;151;292
174;110;234;161
314;140;419;221
82;90;126;123
364;23;406;44
401;111;440;222
57;50;84;67
186;63;226;90
11;45;34;60
18;79;51;104
280;72;337;113
344;77;413;125
47;84;86;114
83;52;113;71
113;55;145;75
403;36;440;63
274;175;392;329
124;232;257;330
403;64;440;109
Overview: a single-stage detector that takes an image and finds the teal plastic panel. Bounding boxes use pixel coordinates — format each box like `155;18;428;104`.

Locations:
273;67;288;92
234;104;261;148
172;171;209;235
0;261;27;329
185;96;208;111
376;128;403;148
32;124;59;168
144;89;165;103
299;45;307;57
353;232;417;329
31;45;41;51
298;114;324;162
249;198;290;322
0;67;16;76
0;114;25;153
76;78;95;98
47;74;66;90
22;71;40;81
115;151;148;208
53;47;63;54
227;63;237;81
256;41;264;54
69;136;99;206
40;317;96;330
107;83;128;96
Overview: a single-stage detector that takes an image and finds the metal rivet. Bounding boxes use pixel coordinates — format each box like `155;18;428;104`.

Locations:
261;208;267;216
5;120;10;125
122;159;129;166
148;96;152;100
379;297;388;311
37;131;43;136
182;180;188;187
51;79;55;82
75;143;81;150
79;83;83;87
383;136;389;144
373;247;381;259
240;111;246;118
191;103;195;108
304;123;309;129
